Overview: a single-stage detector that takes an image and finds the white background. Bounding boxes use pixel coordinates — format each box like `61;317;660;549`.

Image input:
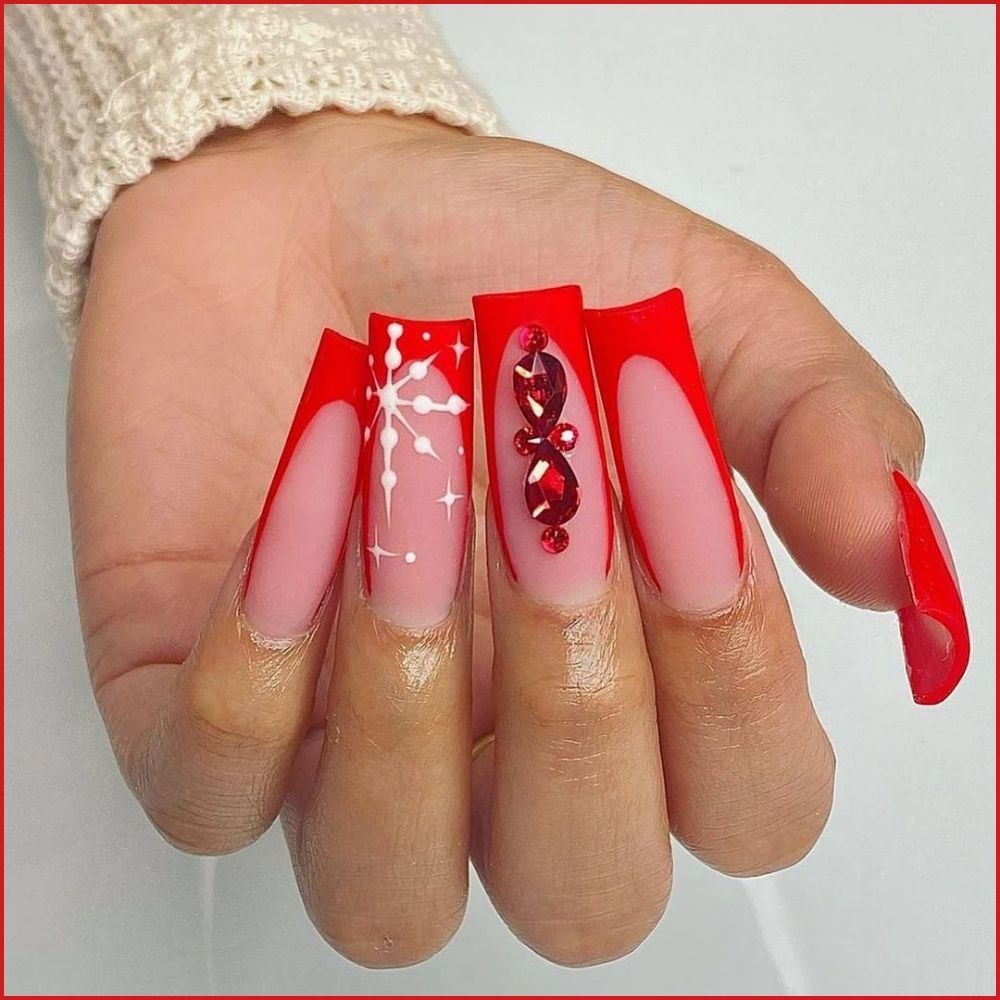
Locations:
4;4;995;995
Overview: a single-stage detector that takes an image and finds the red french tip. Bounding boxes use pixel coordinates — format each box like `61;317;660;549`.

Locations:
892;470;970;705
473;285;613;604
584;288;744;591
253;330;368;552
243;329;368;636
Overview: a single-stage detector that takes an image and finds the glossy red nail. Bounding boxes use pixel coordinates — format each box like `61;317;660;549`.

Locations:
892;471;970;705
361;313;474;626
585;289;744;610
244;329;367;639
473;285;612;606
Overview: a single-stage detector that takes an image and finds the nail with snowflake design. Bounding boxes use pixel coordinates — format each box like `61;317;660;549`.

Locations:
473;285;612;607
361;312;474;627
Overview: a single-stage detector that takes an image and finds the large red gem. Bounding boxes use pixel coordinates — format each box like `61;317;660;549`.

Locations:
513;351;566;437
524;440;580;526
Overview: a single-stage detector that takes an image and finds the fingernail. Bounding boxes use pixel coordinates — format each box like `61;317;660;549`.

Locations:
473;285;612;606
585;288;744;612
892;470;970;705
362;313;474;626
243;330;366;639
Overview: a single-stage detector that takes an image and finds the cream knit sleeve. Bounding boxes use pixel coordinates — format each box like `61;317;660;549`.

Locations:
3;4;498;337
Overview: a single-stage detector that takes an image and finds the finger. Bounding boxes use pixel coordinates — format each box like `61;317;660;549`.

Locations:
471;286;671;966
672;244;969;701
586;296;835;874
589;279;969;704
95;330;366;853
284;314;473;968
644;493;835;876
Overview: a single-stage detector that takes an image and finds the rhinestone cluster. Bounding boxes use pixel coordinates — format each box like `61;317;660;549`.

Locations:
511;324;580;553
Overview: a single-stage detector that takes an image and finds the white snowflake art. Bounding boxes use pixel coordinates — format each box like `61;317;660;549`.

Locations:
367;322;469;526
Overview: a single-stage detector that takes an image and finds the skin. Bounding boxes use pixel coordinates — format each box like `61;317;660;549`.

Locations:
70;110;924;967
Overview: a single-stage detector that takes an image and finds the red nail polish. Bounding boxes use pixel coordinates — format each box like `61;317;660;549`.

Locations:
361;313;474;626
244;329;367;638
892;471;970;705
473;285;612;605
585;289;743;605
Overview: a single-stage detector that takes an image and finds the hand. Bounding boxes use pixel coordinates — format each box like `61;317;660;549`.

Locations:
71;110;962;967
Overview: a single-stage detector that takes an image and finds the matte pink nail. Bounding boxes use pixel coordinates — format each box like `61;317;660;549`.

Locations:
243;330;366;639
361;313;474;627
586;289;744;612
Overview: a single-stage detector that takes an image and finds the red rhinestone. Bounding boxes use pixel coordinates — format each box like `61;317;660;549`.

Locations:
516;324;548;352
551;422;578;452
524;440;580;526
513;427;534;455
513;351;566;435
541;526;570;554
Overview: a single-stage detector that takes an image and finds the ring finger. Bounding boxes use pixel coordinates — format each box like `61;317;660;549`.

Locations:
587;290;836;875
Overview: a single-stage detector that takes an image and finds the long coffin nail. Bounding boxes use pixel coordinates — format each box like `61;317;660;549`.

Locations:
361;313;474;626
243;329;367;639
586;288;744;612
892;471;970;705
473;285;612;606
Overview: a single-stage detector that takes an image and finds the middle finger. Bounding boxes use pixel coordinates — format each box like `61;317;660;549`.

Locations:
471;285;672;966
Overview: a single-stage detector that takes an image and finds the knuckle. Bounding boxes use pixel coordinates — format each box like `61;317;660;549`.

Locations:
713;236;797;300
511;666;649;733
180;664;296;756
685;741;836;878
313;913;463;970
132;718;278;856
495;852;672;968
298;827;467;968
305;881;466;969
336;683;459;760
145;800;264;856
514;892;670;968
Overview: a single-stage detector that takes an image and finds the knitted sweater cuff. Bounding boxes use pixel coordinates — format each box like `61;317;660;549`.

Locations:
3;4;498;339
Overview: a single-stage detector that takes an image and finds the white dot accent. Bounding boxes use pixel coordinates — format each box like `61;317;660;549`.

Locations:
404;551;417;564
367;354;374;366
413;436;434;455
380;470;397;489
385;346;402;370
380;426;399;448
446;394;467;415
411;394;433;415
387;322;403;336
364;386;372;400
422;332;431;342
363;427;371;442
409;360;429;381
457;445;465;456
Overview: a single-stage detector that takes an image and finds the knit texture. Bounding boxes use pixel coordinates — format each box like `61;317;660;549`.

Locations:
3;4;498;341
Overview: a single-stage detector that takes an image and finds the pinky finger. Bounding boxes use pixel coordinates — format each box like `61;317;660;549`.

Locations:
96;330;366;853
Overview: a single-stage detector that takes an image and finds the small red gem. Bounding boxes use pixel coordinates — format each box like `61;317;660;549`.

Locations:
551;422;578;452
541;526;570;554
516;324;549;352
513;427;534;455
